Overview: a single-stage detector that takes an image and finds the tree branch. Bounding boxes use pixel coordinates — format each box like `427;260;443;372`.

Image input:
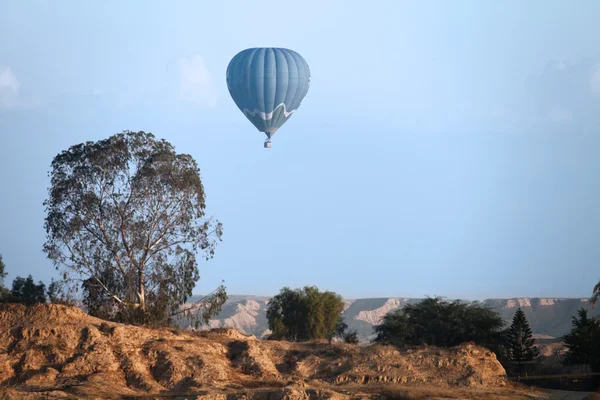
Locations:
168;285;224;318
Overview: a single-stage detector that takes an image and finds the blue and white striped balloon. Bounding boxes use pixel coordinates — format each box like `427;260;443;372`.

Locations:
226;48;311;146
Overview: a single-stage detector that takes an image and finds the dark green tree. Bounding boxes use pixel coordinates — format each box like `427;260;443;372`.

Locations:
0;254;9;301
330;317;359;344
82;270;122;320
0;254;6;287
505;308;539;373
333;317;348;341
372;297;505;350
47;279;60;303
342;330;359;344
591;280;600;307
372;309;413;347
267;286;345;342
10;275;47;305
42;131;226;325
266;286;304;341
47;278;75;305
561;308;600;373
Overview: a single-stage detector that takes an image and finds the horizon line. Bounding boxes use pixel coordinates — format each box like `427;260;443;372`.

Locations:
189;293;591;301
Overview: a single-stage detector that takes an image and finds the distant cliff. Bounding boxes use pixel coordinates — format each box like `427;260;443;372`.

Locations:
182;295;599;342
480;297;596;338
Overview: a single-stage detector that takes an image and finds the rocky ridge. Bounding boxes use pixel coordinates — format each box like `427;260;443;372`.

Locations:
0;303;546;400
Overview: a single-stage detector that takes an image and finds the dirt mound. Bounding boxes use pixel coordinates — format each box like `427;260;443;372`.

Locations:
0;304;541;399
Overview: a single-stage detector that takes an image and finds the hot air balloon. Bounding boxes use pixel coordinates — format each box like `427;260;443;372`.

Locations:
226;48;311;148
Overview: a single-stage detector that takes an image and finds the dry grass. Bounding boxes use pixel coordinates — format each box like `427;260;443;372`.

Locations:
0;304;575;400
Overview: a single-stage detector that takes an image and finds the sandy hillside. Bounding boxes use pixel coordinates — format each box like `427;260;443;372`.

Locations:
0;304;589;399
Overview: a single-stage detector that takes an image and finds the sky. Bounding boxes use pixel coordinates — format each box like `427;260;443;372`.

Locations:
1;0;600;301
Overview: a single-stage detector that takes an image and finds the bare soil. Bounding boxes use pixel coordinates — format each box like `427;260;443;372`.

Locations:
0;304;595;400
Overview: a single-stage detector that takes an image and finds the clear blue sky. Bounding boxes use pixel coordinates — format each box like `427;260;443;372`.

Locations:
1;0;600;300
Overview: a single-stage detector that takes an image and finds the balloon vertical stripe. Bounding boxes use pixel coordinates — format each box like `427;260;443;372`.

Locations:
226;47;311;144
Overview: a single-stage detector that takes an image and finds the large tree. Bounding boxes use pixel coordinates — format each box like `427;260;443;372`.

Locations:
372;297;505;350
266;286;345;342
43;131;226;325
561;308;600;373
505;308;539;373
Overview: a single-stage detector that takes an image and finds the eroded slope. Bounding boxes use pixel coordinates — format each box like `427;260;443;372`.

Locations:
0;304;542;399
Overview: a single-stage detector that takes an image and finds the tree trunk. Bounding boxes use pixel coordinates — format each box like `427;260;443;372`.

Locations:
138;269;146;312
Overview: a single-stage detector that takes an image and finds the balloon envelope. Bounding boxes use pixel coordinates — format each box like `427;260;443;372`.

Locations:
226;48;311;140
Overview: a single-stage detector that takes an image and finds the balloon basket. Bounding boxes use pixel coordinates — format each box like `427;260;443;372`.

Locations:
264;141;272;148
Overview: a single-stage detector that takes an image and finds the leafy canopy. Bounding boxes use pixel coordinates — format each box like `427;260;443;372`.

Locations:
266;286;345;342
43;131;225;325
372;297;505;349
10;275;47;305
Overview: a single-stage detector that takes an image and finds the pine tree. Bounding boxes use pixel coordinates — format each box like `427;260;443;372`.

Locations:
562;308;600;372
506;308;539;373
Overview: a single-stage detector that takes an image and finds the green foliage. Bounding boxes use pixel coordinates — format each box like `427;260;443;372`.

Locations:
505;308;539;373
333;318;348;342
0;254;6;287
47;278;75;305
42;130;225;326
343;330;359;344
47;279;60;302
372;297;505;349
592;280;600;307
330;317;359;344
371;309;412;347
266;287;304;341
266;286;345;342
82;268;123;320
561;308;600;372
10;275;47;305
165;283;228;329
0;286;9;302
0;254;9;301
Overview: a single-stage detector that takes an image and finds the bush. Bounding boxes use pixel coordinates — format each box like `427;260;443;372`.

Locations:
372;296;505;350
343;330;359;344
10;275;47;305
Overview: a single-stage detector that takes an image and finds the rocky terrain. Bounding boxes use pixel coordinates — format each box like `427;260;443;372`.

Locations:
184;296;600;342
0;303;559;399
